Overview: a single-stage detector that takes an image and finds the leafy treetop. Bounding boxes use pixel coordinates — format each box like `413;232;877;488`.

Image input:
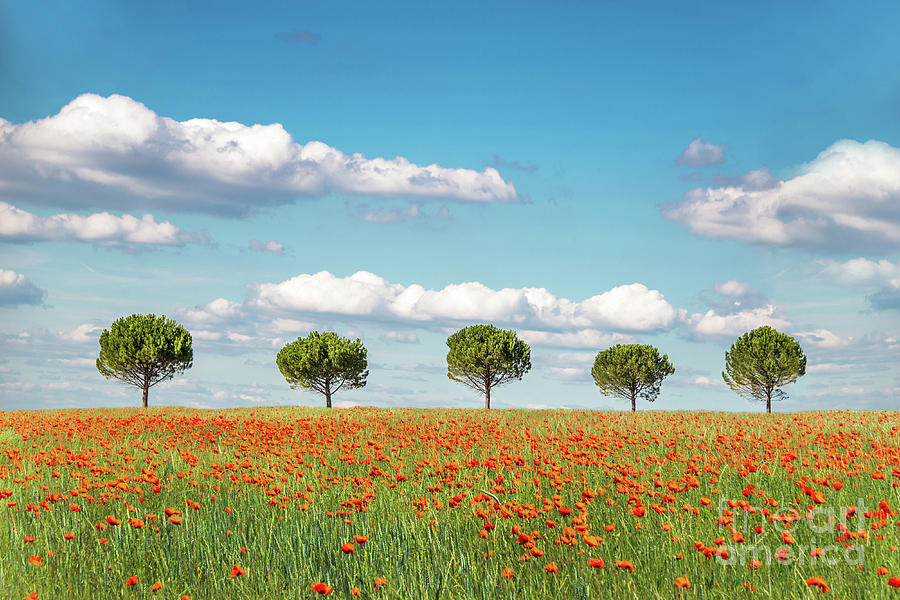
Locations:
591;343;675;411
96;314;193;408
276;331;368;408
446;324;531;409
722;325;806;413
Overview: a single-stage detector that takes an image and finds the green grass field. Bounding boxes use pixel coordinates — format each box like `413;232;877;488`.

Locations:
1;407;898;599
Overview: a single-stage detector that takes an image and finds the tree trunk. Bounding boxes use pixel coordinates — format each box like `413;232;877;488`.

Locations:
766;389;772;414
631;391;636;412
485;384;491;410
325;380;332;408
142;371;150;409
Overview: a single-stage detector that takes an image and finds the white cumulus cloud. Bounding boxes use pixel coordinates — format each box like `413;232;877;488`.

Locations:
665;139;900;253
820;258;900;285
247;270;681;332
676;137;726;166
0;93;517;216
0;201;206;247
0;268;46;306
687;305;791;338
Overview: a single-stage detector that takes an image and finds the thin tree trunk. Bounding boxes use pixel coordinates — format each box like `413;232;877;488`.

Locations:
766;389;771;413
631;390;636;412
142;371;149;409
485;384;491;410
325;380;332;408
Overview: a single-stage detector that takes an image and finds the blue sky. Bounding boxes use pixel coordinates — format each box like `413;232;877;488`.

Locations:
1;0;898;411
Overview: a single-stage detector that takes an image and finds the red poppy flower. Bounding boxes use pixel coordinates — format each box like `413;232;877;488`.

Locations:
806;577;830;593
229;564;246;577
615;560;635;572
311;582;332;595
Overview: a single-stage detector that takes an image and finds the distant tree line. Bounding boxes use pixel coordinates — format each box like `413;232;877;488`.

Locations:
96;314;806;413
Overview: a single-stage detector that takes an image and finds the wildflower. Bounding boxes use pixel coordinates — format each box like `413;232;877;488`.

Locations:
615;560;635;573
63;531;75;540
125;575;139;586
545;562;558;573
27;556;42;567
354;535;368;544
152;581;162;591
501;568;515;579
806;577;830;593
588;558;605;568
105;516;121;526
675;575;690;589
351;588;361;597
229;564;246;577
341;543;355;554
311;582;332;595
374;577;387;589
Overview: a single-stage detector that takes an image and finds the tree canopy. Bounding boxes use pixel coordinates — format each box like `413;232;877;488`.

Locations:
722;325;806;413
591;344;675;411
96;314;193;408
276;331;368;408
446;324;531;409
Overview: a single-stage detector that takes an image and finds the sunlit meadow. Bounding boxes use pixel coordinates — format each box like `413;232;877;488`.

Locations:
1;408;899;599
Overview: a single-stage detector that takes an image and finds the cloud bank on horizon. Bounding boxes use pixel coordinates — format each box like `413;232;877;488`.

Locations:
173;269;796;351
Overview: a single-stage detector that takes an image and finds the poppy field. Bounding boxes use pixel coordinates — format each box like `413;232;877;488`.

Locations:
1;407;899;599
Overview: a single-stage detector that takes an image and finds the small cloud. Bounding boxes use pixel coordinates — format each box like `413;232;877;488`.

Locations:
250;239;285;255
712;167;776;191
360;203;422;224
489;154;538;174
0;202;207;249
676;137;725;167
381;331;420;344
868;279;900;311
437;205;451;221
0;269;46;307
805;362;854;374
547;367;587;381
794;328;852;349
820;258;900;285
58;358;96;368
687;305;790;339
275;30;320;45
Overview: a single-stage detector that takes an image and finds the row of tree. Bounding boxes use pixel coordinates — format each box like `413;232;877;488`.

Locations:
96;315;807;412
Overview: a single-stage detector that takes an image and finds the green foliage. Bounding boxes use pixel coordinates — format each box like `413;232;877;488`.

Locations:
722;325;806;412
591;344;675;411
96;314;193;407
276;331;368;407
446;324;531;408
